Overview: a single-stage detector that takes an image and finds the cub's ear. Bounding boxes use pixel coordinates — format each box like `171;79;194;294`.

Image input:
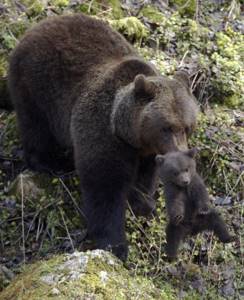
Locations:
134;74;155;99
155;154;165;165
173;70;190;88
185;147;198;158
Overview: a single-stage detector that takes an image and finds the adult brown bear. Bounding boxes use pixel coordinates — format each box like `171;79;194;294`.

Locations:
5;13;198;260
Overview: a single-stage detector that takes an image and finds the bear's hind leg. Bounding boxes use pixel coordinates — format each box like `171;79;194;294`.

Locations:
193;209;234;243
128;155;157;217
16;104;70;173
165;223;188;260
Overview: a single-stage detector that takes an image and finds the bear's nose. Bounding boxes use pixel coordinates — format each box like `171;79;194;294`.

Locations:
182;179;189;185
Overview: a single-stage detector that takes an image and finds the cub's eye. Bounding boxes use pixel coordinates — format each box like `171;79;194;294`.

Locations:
163;127;171;133
185;168;189;172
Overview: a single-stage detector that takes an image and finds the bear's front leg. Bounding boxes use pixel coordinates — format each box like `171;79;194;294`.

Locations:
82;186;128;261
79;156;136;262
128;155;158;217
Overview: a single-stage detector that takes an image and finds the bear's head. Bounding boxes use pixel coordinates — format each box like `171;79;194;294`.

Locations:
111;70;198;155
155;148;197;187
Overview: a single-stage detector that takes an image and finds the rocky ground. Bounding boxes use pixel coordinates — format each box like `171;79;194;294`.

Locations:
0;1;243;299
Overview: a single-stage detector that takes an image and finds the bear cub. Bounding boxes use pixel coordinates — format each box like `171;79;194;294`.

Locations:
156;149;234;259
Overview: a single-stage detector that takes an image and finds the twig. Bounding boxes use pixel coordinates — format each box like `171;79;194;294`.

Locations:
20;174;26;264
25;199;62;241
191;70;200;91
178;50;189;69
59;207;75;252
224;0;237;31
127;202;158;261
209;144;220;171
224;171;243;200
178;0;192;10
0;155;21;161
36;217;44;242
88;0;94;14
207;232;216;269
58;177;87;221
195;0;200;22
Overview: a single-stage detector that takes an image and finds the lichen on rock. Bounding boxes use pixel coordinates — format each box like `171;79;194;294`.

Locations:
0;250;175;299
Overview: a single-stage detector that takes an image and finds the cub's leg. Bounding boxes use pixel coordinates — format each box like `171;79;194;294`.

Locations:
193;209;234;243
165;223;188;259
79;157;135;262
128;155;158;217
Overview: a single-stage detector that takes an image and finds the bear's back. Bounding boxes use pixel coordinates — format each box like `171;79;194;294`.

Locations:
10;13;135;85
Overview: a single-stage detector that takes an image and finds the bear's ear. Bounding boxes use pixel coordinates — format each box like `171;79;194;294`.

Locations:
185;147;197;158
173;70;190;88
134;74;154;99
155;154;165;165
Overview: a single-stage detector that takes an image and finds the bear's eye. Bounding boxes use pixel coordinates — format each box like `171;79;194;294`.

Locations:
185;127;191;136
185;168;189;172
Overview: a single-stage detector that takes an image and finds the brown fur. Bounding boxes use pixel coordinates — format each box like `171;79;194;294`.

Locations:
8;13;198;260
156;150;234;259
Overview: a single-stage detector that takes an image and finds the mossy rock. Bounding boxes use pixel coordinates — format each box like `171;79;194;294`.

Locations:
0;250;175;300
7;170;50;200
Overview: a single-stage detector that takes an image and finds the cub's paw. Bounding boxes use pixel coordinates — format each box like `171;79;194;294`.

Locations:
198;206;210;215
165;255;177;262
221;235;236;244
165;246;178;261
172;214;184;225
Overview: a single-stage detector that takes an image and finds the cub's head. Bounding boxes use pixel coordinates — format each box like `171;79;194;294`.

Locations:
111;70;198;154
155;148;197;187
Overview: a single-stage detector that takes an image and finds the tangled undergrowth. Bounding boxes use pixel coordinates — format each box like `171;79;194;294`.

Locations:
0;0;243;299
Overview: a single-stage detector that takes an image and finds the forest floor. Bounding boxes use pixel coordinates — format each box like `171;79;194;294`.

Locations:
0;1;243;299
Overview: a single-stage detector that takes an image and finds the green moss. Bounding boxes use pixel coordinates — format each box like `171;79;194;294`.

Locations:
50;0;69;8
225;94;243;108
107;0;124;19
144;9;243;107
110;17;149;41
0;9;31;54
169;0;196;17
74;0;123;19
0;57;8;77
190;109;243;196
2;114;20;156
76;2;98;15
140;6;166;24
21;0;45;16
